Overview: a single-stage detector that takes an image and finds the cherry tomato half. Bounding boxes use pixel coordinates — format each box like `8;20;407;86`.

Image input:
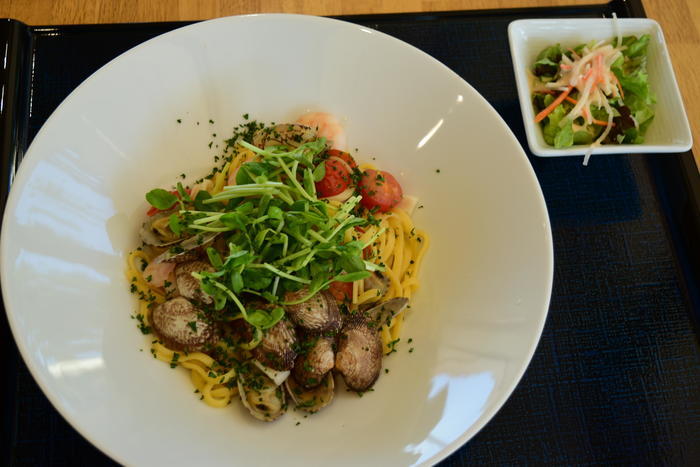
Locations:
358;169;403;213
315;157;353;197
326;149;358;169
328;281;353;303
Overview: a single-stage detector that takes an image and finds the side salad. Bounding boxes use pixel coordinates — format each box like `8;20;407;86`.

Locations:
531;34;655;149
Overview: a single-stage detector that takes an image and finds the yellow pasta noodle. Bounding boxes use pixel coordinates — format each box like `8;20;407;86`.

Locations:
349;206;430;351
152;341;237;408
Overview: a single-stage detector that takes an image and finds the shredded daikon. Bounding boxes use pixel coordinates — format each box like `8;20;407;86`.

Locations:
613;13;622;48
541;22;627;165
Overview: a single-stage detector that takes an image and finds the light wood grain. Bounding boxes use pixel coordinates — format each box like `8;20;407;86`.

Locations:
0;0;697;166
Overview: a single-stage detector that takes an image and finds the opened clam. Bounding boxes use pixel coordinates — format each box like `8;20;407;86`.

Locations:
285;372;335;413
238;363;287;422
253;123;318;149
139;210;181;247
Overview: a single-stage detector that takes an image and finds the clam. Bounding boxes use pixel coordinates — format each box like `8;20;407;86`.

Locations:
364;297;409;328
139;210;181;247
284;288;341;334
251;318;298;371
292;336;335;388
363;272;390;298
333;298;409;392
150;297;218;352
285;372;335;413
253;123;318;149
334;298;408;392
253;360;290;386
334;318;383;392
238;363;286;422
152;231;220;264
175;260;215;305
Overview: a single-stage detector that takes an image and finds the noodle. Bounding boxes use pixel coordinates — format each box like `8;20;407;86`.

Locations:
153;341;237;408
347;206;430;351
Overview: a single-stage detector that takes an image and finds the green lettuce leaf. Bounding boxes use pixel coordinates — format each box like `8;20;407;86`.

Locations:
621;34;650;58
533;44;562;81
553;120;574;148
540;94;575;148
618;68;653;103
573;130;593;145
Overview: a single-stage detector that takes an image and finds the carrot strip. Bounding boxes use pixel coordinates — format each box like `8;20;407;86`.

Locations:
538;92;613;126
592;119;615;127
534;86;574;123
612;73;625;98
596;54;604;84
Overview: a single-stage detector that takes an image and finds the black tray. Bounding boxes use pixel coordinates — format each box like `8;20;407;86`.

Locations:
1;0;699;465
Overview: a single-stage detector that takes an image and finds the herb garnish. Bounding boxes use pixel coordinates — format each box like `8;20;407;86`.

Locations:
145;122;384;337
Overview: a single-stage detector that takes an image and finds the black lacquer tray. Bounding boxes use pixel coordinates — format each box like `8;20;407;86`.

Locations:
1;0;699;464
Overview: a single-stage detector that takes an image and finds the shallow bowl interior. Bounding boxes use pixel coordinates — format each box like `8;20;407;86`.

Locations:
1;14;552;466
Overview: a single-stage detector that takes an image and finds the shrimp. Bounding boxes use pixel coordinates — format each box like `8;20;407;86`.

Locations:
144;260;176;289
190;179;214;199
296;112;347;150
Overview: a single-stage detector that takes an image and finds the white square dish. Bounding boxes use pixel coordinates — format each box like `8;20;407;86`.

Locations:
508;18;692;157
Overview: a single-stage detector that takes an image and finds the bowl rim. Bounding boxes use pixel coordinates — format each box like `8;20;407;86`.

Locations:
1;13;554;466
508;17;693;157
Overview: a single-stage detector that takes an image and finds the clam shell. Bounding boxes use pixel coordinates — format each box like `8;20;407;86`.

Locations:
285;372;334;413
152;231;220;264
292;336;335;388
363;297;409;328
253;123;317;149
174;260;215;305
237;364;286;422
334;321;382;392
150;297;217;352
139;210;180;247
251;319;298;371
284;289;341;333
253;360;290;387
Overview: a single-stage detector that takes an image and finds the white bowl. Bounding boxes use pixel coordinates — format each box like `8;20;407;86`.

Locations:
1;14;553;466
509;18;692;157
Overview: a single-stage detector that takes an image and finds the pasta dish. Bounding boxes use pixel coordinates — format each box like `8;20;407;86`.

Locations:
125;112;428;421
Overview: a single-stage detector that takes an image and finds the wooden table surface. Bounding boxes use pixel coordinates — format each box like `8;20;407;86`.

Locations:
1;0;698;166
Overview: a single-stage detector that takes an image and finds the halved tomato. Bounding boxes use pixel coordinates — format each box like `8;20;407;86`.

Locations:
358;169;403;213
328;281;353;303
315;157;353;197
326;149;358;169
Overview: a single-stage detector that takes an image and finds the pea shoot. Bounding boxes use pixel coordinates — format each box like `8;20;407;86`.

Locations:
145;126;384;334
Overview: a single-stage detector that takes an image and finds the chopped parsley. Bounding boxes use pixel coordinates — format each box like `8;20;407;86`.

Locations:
386;338;400;355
